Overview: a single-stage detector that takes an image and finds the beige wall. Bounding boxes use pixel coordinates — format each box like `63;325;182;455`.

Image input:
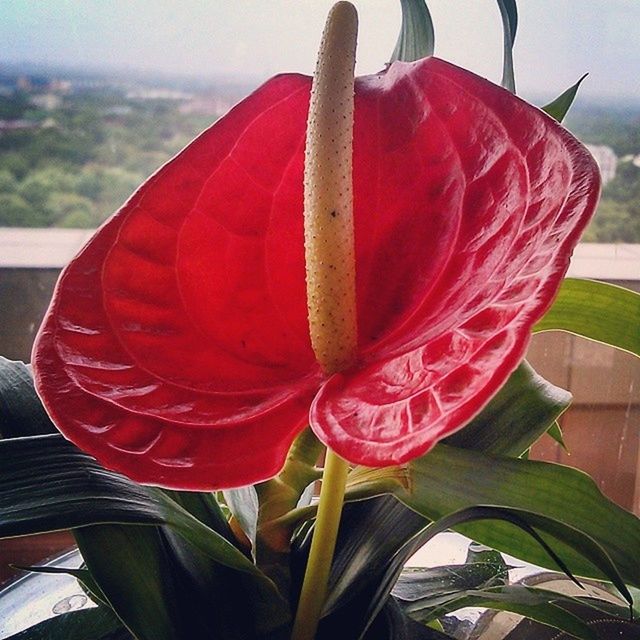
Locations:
0;269;58;362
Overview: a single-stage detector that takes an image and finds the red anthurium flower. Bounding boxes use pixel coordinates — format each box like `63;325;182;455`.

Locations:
33;57;599;490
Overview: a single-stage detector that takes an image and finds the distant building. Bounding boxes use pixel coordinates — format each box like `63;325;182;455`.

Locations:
15;75;49;93
16;76;32;92
48;79;71;94
585;144;618;185
30;93;62;111
102;105;133;117
0;119;39;133
125;88;192;101
179;95;235;117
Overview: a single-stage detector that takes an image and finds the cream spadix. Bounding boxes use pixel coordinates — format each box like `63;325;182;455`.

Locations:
304;0;358;375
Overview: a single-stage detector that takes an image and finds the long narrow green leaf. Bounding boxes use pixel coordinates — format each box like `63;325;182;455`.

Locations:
387;507;627;640
426;586;597;640
0;357;57;438
407;581;637;638
362;597;453;639
74;525;188;640
0;434;289;634
0;435;166;537
291;496;429;640
162;490;236;543
497;0;518;92
332;503;582;640
398;576;630;623
160;493;290;636
446;361;571;456
223;486;259;547
542;74;588;123
400;445;640;588
546;420;568;451
391;0;435;62
534;278;640;358
393;563;508;606
0;434;268;578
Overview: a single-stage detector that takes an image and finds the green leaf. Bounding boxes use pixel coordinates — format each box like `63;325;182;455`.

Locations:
4;607;129;640
546;420;568;451
401;576;640;639
324;497;426;615
291;496;429;640
424;585;598;640
391;0;435;63
388;508;626;640
534;278;640;358
452;506;631;604
404;578;631;622
0;434;270;578
160;530;274;640
162;491;290;637
400;445;640;589
0;435;166;537
361;597;454;639
465;542;508;577
162;490;236;543
542;74;588;122
159;492;278;582
321;503;545;640
223;485;259;547
0;434;290;635
446;361;571;457
74;525;189;640
392;562;508;606
497;0;518;92
0;357;57;438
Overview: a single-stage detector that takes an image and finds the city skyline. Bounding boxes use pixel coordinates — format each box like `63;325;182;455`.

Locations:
1;1;639;100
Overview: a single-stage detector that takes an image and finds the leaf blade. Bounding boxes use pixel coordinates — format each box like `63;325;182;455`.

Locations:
542;74;588;123
0;357;57;438
400;445;640;588
497;0;518;92
391;0;435;63
74;525;188;640
446;361;571;457
534;278;640;358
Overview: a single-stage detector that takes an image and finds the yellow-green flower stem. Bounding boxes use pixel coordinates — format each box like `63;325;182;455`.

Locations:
257;428;324;554
263;465;410;533
254;429;323;596
293;3;358;640
290;450;350;640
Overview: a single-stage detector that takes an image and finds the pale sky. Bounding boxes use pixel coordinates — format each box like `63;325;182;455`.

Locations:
1;0;639;99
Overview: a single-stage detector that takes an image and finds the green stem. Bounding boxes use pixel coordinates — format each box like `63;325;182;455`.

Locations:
290;449;349;640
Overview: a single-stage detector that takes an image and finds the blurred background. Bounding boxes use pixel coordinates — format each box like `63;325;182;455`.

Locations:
0;0;638;583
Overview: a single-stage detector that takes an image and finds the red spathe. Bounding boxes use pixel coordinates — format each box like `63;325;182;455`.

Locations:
32;58;600;489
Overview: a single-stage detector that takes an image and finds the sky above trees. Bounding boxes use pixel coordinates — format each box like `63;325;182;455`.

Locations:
1;0;639;100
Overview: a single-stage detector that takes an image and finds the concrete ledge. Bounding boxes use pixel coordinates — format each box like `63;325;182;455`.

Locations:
0;228;94;268
0;228;639;281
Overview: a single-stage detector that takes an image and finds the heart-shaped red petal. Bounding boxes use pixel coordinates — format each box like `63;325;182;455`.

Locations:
311;58;599;465
33;58;599;488
34;74;320;489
